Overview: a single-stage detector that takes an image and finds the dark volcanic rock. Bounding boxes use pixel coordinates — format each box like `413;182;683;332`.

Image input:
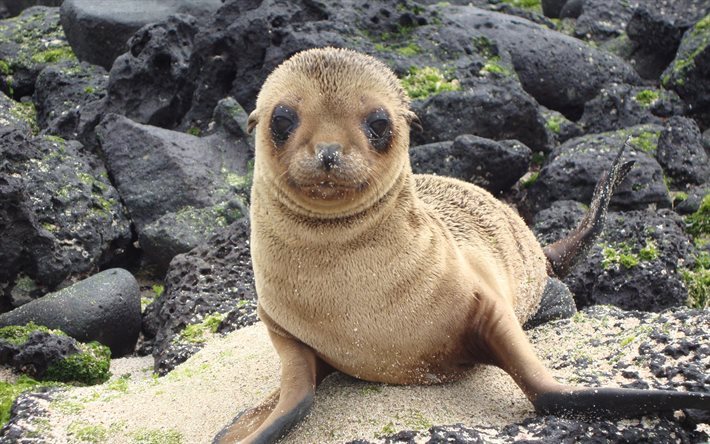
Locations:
656;116;709;186
541;0;567;19
149;219;257;374
532;200;587;246
139;201;246;275
60;0;222;71
0;330;79;378
573;0;637;42
0;6;75;99
105;14;199;128
578;84;684;134
0;268;141;356
0;129;132;301
410;134;532;195
525;125;671;214
0;91;35;136
442;5;640;119
564;209;693;311
0;389;55;441
33;60;108;142
411;81;549;152
661;15;710;115
4;0;62;17
626;1;710;79
95;113;252;233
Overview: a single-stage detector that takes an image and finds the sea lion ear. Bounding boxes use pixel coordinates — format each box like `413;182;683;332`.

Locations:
247;110;259;134
405;111;423;133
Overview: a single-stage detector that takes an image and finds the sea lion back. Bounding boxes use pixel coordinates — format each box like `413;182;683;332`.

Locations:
413;174;547;323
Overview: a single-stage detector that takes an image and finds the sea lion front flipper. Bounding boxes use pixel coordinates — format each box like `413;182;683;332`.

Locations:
213;331;331;444
544;140;635;277
479;302;710;419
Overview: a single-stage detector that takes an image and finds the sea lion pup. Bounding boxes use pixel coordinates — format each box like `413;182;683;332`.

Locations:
214;47;709;443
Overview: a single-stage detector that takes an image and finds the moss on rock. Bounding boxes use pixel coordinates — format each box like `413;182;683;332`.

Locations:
401;66;461;100
44;341;111;385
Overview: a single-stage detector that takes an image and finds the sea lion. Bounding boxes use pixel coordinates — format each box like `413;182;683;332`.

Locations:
214;47;709;443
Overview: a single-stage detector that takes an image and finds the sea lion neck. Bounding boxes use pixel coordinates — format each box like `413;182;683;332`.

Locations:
252;163;416;246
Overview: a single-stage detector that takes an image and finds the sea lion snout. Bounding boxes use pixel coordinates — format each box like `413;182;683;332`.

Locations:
315;142;343;172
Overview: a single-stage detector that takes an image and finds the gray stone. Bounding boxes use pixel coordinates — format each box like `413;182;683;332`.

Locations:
148;218;257;374
95;113;252;233
0;268;141;356
0;128;132;299
656;116;709;186
59;0;223;70
525;125;671;214
442;5;640;118
541;0;568;18
564;209;693;311
4;0;62;17
0;6;75;99
410;134;532;195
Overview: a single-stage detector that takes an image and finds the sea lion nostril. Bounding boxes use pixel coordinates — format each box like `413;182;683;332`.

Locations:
316;142;342;172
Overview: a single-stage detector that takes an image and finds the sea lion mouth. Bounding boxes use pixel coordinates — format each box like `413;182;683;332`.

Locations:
296;180;368;201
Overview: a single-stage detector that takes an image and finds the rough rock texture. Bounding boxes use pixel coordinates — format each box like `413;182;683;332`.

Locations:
147;219;257;374
578;84;685;134
95;113;252;232
662;15;710;115
443;5;640;118
0;268;141;356
532;200;587;246
656;116;710;186
104;14;199;128
564;210;695;311
410;134;531;195
411;82;549;152
4;0;62;17
525;125;671;214
0;128;132;301
33;59;108;143
60;0;223;70
0;330;79;378
0;91;34;136
626;1;710;79
573;0;638;42
139;201;246;275
0;6;75;99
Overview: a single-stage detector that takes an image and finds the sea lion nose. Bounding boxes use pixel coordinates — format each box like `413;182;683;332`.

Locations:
315;142;342;172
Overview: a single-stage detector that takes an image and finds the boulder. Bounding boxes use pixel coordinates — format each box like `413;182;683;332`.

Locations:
626;1;710;79
525;125;671;214
656;116;709;186
104;14;199;128
573;0;637;42
95;113;252;233
578;84;684;134
32;60;107;142
441;5;640;118
541;0;568;18
0;268;141;356
4;0;62;17
147;219;257;374
532;199;586;246
410;134;532;195
411;80;550;152
661;15;710;115
564;209;694;311
0;129;132;301
0;6;75;99
59;0;223;70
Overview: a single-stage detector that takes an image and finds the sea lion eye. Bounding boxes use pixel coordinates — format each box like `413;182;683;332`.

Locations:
271;105;299;144
364;109;391;151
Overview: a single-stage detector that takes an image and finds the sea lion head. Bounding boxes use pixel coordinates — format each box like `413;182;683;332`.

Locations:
248;47;416;217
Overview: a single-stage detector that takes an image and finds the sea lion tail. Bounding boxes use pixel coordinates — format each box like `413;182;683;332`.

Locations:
543;140;635;278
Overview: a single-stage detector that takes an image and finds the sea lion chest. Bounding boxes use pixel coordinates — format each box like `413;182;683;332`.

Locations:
251;202;480;384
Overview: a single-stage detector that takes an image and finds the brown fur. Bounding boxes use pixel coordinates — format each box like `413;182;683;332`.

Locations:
216;48;685;444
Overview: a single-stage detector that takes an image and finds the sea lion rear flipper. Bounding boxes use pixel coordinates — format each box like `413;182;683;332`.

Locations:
544;140;635;277
479;301;710;419
213;331;332;444
534;387;710;418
